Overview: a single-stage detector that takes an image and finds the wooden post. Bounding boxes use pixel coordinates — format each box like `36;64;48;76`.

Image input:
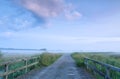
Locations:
84;58;88;69
105;68;111;79
93;62;97;75
5;64;8;79
25;59;28;73
86;59;89;69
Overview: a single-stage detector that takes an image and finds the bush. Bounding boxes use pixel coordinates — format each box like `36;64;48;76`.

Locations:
38;53;61;67
71;53;85;67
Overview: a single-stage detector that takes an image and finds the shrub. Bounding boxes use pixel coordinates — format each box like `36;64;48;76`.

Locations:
38;53;61;67
71;53;85;67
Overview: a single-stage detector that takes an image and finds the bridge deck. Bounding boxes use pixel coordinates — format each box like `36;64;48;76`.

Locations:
17;54;95;79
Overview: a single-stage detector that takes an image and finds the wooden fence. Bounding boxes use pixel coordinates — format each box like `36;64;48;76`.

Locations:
84;57;120;79
0;57;39;79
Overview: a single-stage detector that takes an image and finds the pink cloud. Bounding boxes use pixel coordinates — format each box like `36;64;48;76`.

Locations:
15;0;82;20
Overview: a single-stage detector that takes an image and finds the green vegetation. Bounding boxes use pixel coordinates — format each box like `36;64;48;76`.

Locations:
72;52;120;67
71;52;120;79
0;57;38;79
0;51;2;57
0;51;3;62
38;53;62;67
0;52;61;79
71;53;85;67
86;54;120;67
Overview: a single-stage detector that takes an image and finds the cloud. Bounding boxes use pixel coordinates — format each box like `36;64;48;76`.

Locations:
76;37;120;44
15;0;81;20
8;32;120;44
0;0;81;31
0;12;45;31
17;0;63;18
0;0;46;31
0;31;13;39
65;11;82;20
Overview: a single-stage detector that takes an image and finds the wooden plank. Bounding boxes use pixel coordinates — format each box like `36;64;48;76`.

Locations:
0;62;38;77
84;58;120;72
0;57;38;66
85;63;105;77
84;58;120;79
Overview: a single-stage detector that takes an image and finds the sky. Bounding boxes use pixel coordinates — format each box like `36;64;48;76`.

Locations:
0;0;120;52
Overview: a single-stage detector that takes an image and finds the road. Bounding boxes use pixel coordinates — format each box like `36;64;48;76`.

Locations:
17;54;95;79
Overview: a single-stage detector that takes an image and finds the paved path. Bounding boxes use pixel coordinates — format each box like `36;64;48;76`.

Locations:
17;54;95;79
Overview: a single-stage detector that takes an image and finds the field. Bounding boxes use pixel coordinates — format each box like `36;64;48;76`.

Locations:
0;52;62;79
1;51;120;79
72;52;120;79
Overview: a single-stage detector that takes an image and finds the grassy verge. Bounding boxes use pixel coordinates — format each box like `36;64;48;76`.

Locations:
0;52;62;79
71;52;120;79
71;53;85;67
72;52;120;67
38;52;62;67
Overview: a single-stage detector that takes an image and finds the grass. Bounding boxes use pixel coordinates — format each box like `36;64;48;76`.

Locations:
71;53;85;67
0;52;62;79
38;52;62;67
85;54;120;67
71;52;120;79
0;51;3;62
72;52;120;67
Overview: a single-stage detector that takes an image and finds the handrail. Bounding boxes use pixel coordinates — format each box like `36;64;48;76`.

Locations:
84;57;120;79
0;57;39;79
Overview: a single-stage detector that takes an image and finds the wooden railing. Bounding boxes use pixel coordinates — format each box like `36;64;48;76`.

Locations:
84;58;120;79
0;57;39;79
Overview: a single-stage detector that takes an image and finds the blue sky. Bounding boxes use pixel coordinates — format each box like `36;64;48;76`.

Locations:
0;0;120;52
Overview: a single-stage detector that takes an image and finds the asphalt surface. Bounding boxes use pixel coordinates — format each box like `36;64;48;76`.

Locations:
17;54;95;79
